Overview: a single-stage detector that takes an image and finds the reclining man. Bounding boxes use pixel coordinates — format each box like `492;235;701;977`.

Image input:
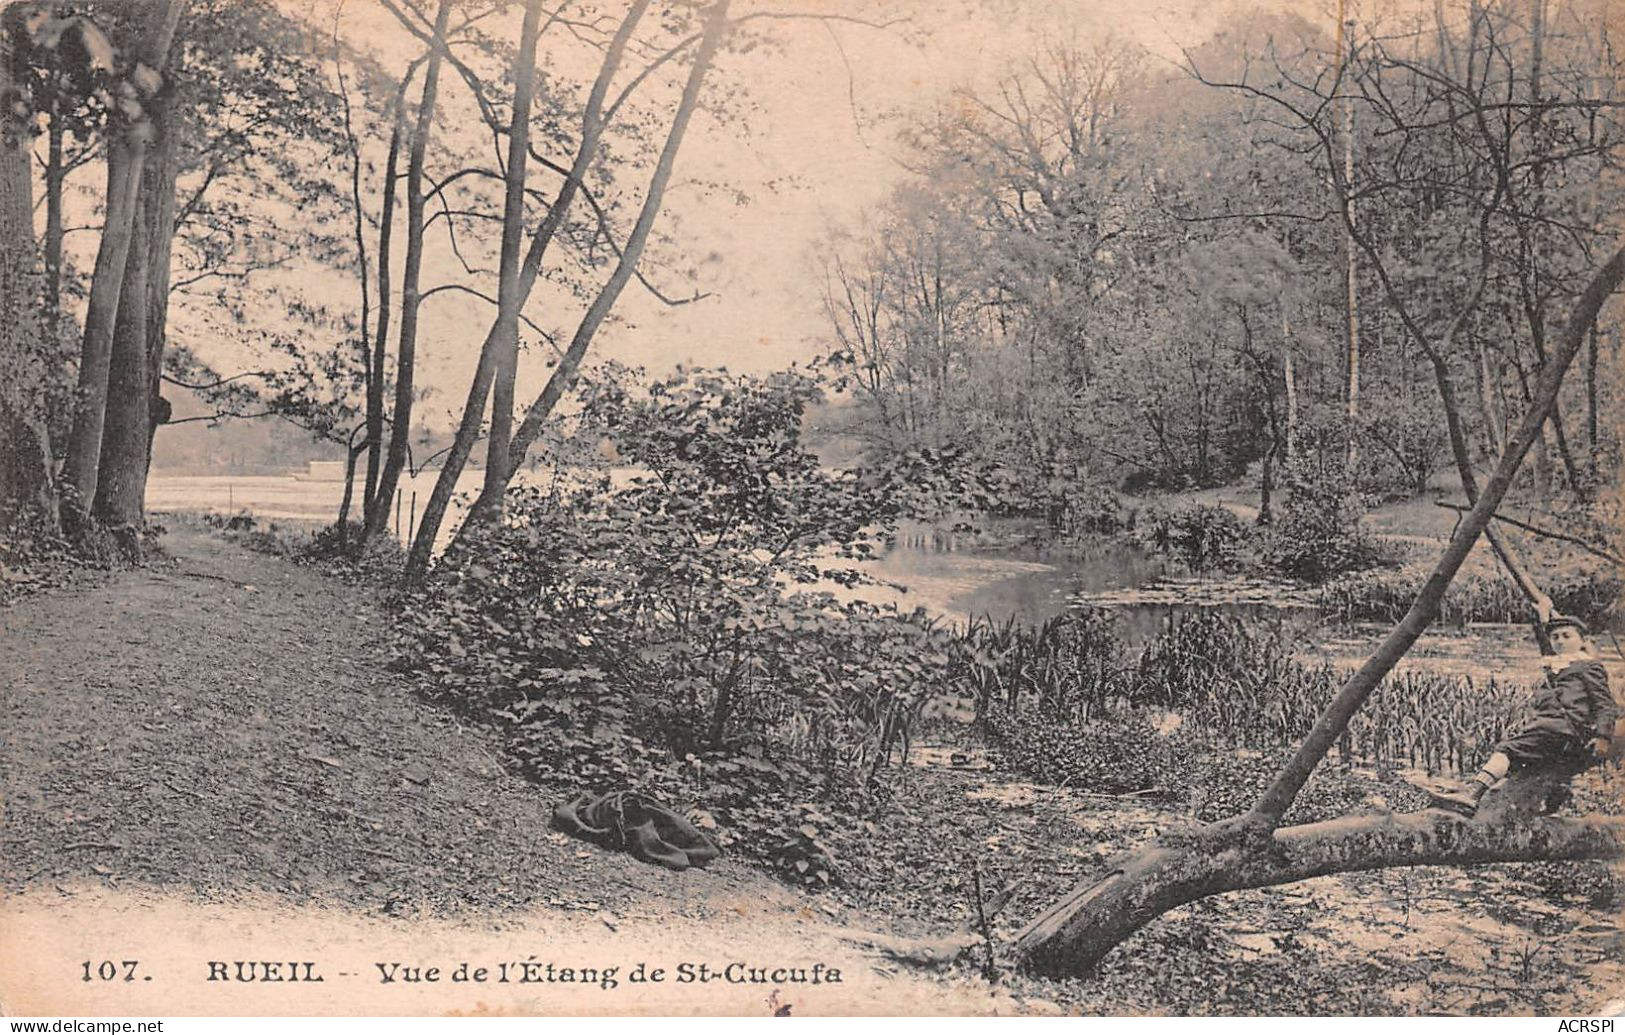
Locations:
1432;613;1617;817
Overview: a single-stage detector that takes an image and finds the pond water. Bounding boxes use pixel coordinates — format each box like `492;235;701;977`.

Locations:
870;524;1164;623
145;474;1295;635
147;470;465;540
871;523;1334;651
869;521;1585;683
146;474;1573;678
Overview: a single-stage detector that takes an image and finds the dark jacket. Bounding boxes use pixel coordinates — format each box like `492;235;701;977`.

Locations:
1531;658;1618;740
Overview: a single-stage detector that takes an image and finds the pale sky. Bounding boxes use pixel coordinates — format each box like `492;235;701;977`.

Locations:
320;0;1338;433
48;0;1341;433
618;0;1324;375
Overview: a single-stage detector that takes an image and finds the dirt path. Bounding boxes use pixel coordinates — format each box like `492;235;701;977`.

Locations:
0;525;1043;1016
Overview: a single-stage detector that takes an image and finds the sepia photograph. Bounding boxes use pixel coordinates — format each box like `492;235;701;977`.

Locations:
1;0;1623;1018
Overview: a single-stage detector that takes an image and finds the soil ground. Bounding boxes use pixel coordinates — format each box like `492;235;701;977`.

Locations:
3;523;1623;1016
0;525;1049;1016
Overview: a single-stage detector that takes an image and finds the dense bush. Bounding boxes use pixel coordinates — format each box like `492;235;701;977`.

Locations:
1058;485;1138;535
1184;748;1434;823
983;704;1182;794
1137;503;1255;572
397;367;983;870
1265;454;1387;581
0;505;98;604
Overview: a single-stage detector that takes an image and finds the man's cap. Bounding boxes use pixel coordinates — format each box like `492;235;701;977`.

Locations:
1544;613;1590;636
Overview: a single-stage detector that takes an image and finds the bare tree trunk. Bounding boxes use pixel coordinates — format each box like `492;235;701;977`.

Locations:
403;0;655;576
1339;9;1360;470
335;431;365;552
1013;243;1625;976
476;0;732;503
61;0;181;518
44;101;63;335
363;74;413;522
477;0;547;525
1473;339;1506;458
364;0;452;544
1281;311;1297;467
1586;324;1600;483
63;139;144;514
335;42;371;516
1018;798;1625;976
95;86;179;535
142;96;179;476
93;211;154;533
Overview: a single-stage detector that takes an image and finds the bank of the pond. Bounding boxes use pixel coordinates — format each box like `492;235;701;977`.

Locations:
13;516;1623;1015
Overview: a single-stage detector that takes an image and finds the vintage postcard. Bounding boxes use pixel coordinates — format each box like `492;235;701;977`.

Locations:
2;0;1623;1019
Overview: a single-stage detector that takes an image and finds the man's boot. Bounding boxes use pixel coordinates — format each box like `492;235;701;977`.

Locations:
1429;778;1489;817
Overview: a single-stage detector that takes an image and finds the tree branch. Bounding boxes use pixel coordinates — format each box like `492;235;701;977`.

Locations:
419;282;561;352
1433;501;1625;567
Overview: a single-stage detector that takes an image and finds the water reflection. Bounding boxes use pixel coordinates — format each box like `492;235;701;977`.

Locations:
876;521;1324;651
875;521;1169;625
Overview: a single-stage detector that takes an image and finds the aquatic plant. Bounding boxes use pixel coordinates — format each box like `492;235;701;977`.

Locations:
1319;566;1619;628
957;607;1528;786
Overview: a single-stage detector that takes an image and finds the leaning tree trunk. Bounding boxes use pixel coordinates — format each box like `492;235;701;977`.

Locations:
358;59;426;518
1013;242;1625;976
447;0;732;551
478;0;547;525
1018;783;1625;976
403;0;653;578
363;72;413;517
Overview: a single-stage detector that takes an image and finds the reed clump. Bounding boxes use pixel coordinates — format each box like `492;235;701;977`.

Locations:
1319;566;1619;628
954;609;1524;785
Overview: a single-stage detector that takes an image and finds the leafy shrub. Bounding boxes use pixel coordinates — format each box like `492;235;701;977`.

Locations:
984;704;1184;794
0;505;102;604
1059;485;1137;535
1265;455;1386;581
398;366;984;868
304;521;406;582
772;804;842;888
1137;503;1254;572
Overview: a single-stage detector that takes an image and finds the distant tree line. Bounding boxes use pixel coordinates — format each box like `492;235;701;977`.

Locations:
820;0;1624;527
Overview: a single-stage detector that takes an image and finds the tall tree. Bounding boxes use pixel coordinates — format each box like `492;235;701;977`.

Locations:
362;61;421;516
476;0;548;524
0;5;59;529
1336;3;1362;468
93;67;179;532
363;0;453;543
444;0;733;558
61;0;182;521
401;0;654;569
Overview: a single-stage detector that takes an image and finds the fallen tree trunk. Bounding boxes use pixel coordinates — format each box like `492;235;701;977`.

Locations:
1016;792;1625;977
1014;241;1625;976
